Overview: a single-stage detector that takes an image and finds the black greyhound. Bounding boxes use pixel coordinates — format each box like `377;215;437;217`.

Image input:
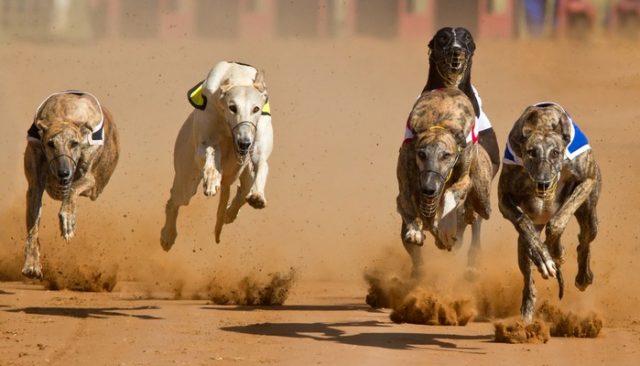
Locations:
421;27;500;176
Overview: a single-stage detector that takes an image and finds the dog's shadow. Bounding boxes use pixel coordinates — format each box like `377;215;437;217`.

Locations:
6;305;162;320
202;304;379;313
221;319;491;352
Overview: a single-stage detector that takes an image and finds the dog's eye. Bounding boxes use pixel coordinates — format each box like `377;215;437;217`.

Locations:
527;149;537;158
47;141;55;148
229;105;237;114
70;141;80;148
252;106;260;114
551;149;561;158
417;151;427;160
441;152;452;160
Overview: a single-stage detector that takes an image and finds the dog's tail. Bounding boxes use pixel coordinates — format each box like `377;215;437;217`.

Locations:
557;266;564;299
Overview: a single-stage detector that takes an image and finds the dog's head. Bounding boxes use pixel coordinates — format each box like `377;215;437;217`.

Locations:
511;105;572;197
428;27;475;87
218;70;268;156
414;126;465;200
35;119;89;186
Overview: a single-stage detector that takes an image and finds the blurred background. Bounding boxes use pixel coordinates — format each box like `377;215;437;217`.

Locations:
1;0;639;42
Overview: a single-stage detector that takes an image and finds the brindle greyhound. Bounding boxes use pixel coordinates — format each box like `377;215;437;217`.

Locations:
398;27;498;276
397;89;492;278
499;103;601;323
23;91;119;279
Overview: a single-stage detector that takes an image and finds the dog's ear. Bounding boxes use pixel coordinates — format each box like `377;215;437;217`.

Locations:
453;128;467;149
35;119;48;133
219;78;233;96
557;110;572;145
508;106;537;151
81;122;94;137
253;70;267;94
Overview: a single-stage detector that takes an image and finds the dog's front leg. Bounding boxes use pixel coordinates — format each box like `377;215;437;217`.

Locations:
397;143;424;246
201;145;222;197
499;193;557;279
23;145;46;279
247;154;268;209
24;182;46;279
246;116;273;209
438;174;472;249
545;177;596;248
59;174;95;241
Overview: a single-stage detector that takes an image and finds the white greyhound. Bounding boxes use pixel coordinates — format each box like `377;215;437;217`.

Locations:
160;61;273;250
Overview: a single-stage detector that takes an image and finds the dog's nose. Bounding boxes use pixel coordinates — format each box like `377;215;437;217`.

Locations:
237;138;252;151
421;187;437;197
58;168;72;183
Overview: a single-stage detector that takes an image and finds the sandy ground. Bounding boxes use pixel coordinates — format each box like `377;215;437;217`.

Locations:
1;34;640;365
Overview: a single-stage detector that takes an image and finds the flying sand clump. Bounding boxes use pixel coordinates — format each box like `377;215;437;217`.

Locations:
42;261;118;292
207;268;296;306
364;269;414;309
537;301;603;338
390;287;477;326
494;319;551;344
494;301;603;343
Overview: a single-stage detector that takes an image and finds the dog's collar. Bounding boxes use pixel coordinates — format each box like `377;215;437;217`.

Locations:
27;90;104;146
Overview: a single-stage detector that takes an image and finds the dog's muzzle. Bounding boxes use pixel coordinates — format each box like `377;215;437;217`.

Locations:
48;154;77;197
232;121;257;159
534;175;559;200
418;167;455;219
432;45;470;73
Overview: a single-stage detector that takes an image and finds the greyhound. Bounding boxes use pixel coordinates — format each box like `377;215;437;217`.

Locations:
498;102;601;323
23;91;120;279
398;27;499;277
160;61;273;250
397;89;493;278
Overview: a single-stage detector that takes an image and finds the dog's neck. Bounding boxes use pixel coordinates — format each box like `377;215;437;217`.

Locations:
423;60;480;118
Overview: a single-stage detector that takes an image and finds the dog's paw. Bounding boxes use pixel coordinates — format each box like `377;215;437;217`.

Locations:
529;246;557;279
59;211;76;242
575;269;593;291
403;228;424;246
160;226;177;252
202;172;221;197
463;266;480;282
22;259;43;280
246;192;266;209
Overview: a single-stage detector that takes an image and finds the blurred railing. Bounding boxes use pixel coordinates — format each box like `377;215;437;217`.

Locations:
0;0;638;42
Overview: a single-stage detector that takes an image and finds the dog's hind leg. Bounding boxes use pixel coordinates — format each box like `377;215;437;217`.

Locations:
464;218;483;281
161;167;200;251
214;183;231;243
59;174;95;242
225;167;252;224
518;234;537;323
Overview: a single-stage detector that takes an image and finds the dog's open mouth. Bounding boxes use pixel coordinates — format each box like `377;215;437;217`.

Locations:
449;53;466;71
534;178;558;199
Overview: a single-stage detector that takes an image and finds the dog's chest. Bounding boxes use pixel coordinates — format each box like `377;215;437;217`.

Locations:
522;196;561;225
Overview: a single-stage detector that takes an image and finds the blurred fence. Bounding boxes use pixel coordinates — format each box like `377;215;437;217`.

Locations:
0;0;638;41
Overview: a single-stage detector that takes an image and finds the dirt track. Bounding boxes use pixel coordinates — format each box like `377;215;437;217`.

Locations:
1;35;640;365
